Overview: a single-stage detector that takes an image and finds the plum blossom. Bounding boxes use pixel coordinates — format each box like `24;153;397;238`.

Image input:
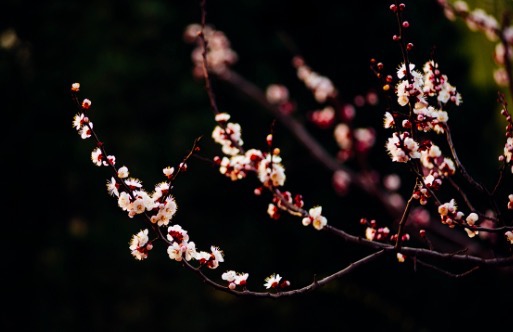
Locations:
386;132;421;162
129;229;152;261
302;206;328;230
264;273;282;289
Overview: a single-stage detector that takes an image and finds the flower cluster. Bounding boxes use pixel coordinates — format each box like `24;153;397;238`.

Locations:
129;229;153;261
409;143;457;205
497;101;513;174
211;111;327;229
183;23;238;78
385;131;420;162
437;199;479;238
301;206;328;230
71;83;230;272
382;59;461;164
294;56;378;163
212;113;244;156
438;0;510;86
293;56;337;104
267;190;304;220
360;218;410;244
221;270;249;290
70;0;513;299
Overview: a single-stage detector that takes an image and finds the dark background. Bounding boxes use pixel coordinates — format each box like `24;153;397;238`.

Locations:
3;0;512;331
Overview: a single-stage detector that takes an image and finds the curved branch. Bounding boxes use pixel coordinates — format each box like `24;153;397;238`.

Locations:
324;224;513;267
217;69;402;218
184;249;386;298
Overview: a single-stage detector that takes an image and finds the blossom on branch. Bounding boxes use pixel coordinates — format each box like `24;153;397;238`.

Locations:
129;229;152;261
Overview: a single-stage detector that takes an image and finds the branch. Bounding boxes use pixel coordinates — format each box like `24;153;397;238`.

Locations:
184;250;386;298
217;69;402;218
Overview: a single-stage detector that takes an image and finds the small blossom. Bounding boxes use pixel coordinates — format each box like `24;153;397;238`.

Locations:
365;227;376;241
129;229;151;261
211;246;224;263
124;177;143;190
167;224;189;244
163;166;175;178
235;272;249;286
332;169;351;195
200;246;225;269
266;84;289;104
303;206;328;230
386;132;421;162
130;198;146;215
438;199;457;216
505;231;513;244
396;62;415;79
466;212;479;226
81;98;91;110
71;82;80;92
222;270;248;288
117;166;129;179
106;177;119;197
383;174;401;191
222;270;237;282
310;106;335;129
78;124;92;139
167;242;183;262
257;158;286;188
504;137;513;163
465;228;479;238
91;147;103;166
118;192;131;211
396;253;406;263
383;112;395;129
72;113;87;130
215;112;231;122
264;273;282;289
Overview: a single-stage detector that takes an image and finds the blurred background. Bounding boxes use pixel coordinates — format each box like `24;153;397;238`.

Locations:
3;0;513;331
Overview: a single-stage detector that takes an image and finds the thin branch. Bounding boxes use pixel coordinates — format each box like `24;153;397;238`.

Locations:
444;124;489;194
323;224;513;267
415;259;480;278
183;250;386;298
395;189;416;250
217;69;402;218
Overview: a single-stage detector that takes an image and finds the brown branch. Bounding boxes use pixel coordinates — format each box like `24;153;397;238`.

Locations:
183;250;386;298
323;224;513;266
395;189;416;250
217;69;402;218
415;259;481;278
444;124;489;194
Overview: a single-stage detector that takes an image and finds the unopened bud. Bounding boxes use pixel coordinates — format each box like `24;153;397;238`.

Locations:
280;280;290;288
266;134;273;146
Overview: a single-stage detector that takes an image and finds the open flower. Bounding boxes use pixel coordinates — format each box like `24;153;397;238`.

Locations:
302;206;328;230
264;273;282;289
